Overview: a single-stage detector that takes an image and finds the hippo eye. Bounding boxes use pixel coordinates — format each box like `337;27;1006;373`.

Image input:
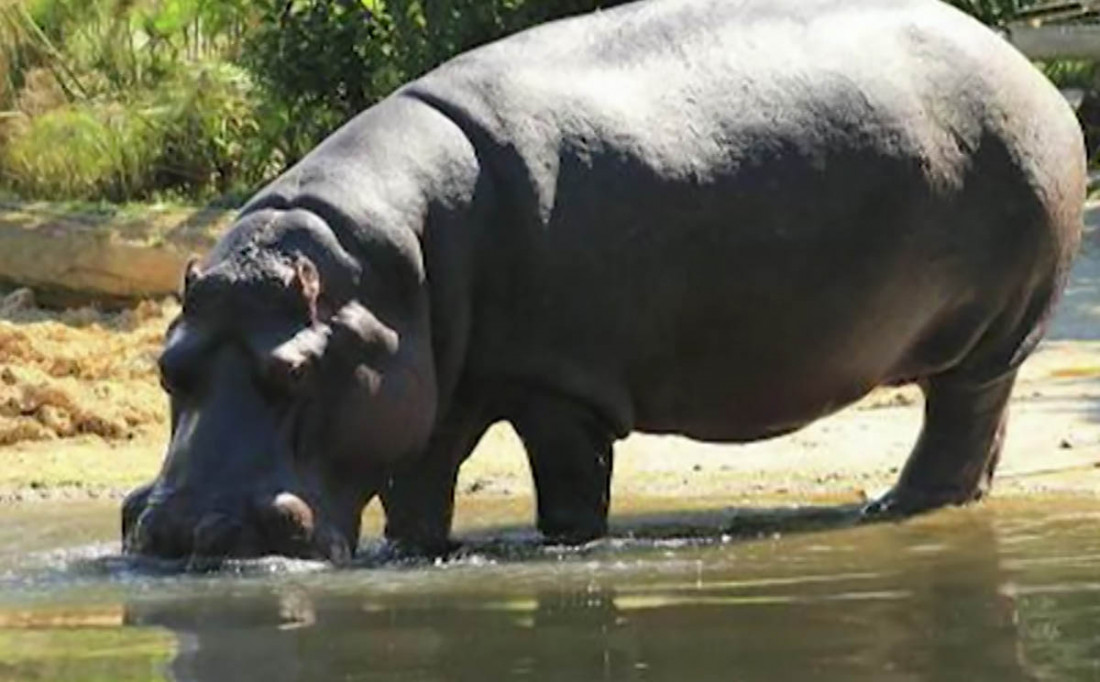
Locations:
158;333;207;398
158;320;212;397
158;352;196;397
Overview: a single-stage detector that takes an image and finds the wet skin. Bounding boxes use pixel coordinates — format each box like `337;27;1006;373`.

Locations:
124;0;1085;563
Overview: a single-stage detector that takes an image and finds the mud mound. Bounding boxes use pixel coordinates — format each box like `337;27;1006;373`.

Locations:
0;292;175;446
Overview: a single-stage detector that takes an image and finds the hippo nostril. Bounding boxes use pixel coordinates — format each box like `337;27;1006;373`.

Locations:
191;512;242;559
259;492;315;548
271;492;315;538
126;505;188;559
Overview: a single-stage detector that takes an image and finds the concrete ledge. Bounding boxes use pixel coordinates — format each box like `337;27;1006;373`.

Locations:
0;202;233;307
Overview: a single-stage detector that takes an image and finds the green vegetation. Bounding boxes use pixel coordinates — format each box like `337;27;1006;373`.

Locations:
0;0;1094;205
0;626;174;682
0;0;633;203
0;0;268;202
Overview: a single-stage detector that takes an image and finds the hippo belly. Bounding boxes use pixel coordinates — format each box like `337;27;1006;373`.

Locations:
474;190;1012;442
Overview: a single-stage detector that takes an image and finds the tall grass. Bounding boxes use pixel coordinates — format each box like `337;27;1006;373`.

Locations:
1;61;271;201
0;0;267;202
2;103;158;200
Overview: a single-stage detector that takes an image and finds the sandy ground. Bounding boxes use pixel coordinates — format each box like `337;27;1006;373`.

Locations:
2;206;1100;515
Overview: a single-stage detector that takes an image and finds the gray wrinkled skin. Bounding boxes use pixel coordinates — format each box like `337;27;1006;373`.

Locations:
124;0;1086;562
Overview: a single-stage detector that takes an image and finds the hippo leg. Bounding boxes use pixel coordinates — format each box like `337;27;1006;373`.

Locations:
865;369;1016;518
512;395;615;544
381;400;492;555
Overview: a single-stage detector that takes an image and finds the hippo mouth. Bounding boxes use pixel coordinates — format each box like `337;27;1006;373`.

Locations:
122;484;358;569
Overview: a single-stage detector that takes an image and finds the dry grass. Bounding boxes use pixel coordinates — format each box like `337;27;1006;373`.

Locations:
0;295;174;447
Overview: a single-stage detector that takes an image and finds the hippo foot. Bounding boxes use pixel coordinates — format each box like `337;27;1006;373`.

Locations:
382;536;461;561
539;519;608;546
541;532;603;547
861;485;985;522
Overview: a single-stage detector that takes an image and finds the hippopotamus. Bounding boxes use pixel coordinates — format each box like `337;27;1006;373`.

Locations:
122;0;1085;563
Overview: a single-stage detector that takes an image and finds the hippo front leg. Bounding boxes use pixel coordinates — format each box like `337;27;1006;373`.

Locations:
511;395;615;544
381;400;492;556
864;370;1016;518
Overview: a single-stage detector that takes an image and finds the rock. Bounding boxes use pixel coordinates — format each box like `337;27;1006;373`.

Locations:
0;203;231;307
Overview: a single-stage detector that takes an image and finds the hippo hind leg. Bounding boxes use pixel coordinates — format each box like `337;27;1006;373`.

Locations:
864;369;1015;518
866;256;1068;518
510;393;615;544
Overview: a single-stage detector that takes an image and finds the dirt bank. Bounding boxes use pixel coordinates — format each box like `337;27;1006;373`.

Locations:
2;206;1100;512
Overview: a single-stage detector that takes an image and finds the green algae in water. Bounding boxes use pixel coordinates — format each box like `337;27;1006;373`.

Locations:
0;624;172;682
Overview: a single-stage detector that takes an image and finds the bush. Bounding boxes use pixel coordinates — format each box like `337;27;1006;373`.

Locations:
242;0;634;164
241;0;390;164
148;63;280;199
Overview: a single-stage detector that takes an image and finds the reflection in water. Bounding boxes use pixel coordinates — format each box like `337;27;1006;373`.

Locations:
117;509;1065;682
3;502;1100;681
998;510;1100;679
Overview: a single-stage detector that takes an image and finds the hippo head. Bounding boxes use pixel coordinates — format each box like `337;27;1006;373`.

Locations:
122;208;437;565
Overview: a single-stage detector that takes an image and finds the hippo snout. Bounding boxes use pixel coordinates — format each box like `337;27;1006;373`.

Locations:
122;487;345;566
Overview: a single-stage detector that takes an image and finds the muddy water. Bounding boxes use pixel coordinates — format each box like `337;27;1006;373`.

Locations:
1;499;1099;681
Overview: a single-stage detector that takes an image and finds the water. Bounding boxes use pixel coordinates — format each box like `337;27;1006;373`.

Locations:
1;499;1099;681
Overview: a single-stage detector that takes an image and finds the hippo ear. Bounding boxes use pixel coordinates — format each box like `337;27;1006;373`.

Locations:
292;255;322;321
